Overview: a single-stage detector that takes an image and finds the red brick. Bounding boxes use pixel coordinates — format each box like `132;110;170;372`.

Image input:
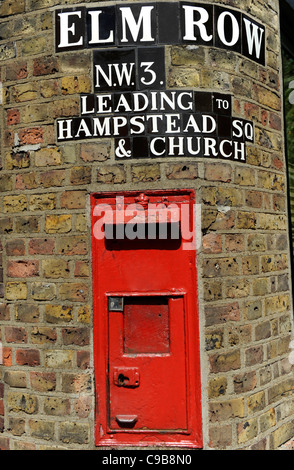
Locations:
7;108;20;126
15;173;38;190
0;304;10;321
202;233;222;254
7;260;39;278
77;351;90;370
2;347;12;367
18;127;44;145
5;326;27;343
30;372;56;392
33;56;59;76
205;163;232;182
205;303;240;327
269;112;282;131
28;238;55;255
16;349;40;367
0;437;10;450
74;261;89;278
6;61;28;81
62;328;90;346
6;239;25;256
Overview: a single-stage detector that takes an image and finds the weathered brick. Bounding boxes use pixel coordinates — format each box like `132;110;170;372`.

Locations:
131;164;160;183
44;397;70;416
30;372;56;392
10;83;39;103
56;236;87;255
33;56;59;76
80;142;110;162
44;350;73;369
7;108;20;126
70;166;92;185
237;418;258;444
5;60;28;81
60;191;86;209
205;302;240;327
6;151;30;170
45;305;73;324
205;163;232;182
270;420;294;449
0;0;25;16
4;195;27;213
203;257;240;278
34;147;61;167
74;396;92;418
28;238;55;255
202;233;222;254
166;163;198;180
59;283;88;302
31;282;56;301
15;304;40;323
59;422;89;445
42;259;70;279
4;371;27;388
210;350;241;373
7;392;38;414
209;424;232;449
77;351;90;370
209;398;245;423
29;419;55;441
15;216;40;233
45;215;72;234
9;417;25;436
62;328;90;346
61;75;91;94
208;376;227;399
15;172;38;191
39;169;66;188
6;282;27;300
31;327;57;344
74;261;89;278
17;127;44;145
21;35;49;56
7;260;39;278
245;346;263;367
234;371;257;394
16;348;40;367
6;239;25;256
5;327;28;343
29;194;56;211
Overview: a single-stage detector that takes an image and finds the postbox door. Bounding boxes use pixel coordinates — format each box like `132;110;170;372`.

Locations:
108;295;187;431
91;190;202;448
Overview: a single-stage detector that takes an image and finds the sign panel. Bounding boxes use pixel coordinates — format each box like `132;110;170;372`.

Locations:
55;2;260;162
55;3;266;64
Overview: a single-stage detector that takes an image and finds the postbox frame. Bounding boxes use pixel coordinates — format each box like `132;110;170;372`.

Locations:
91;189;202;448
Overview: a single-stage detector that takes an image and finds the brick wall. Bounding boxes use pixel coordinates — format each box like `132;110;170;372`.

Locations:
0;0;293;450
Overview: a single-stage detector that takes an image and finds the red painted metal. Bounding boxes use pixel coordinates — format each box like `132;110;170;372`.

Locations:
91;189;202;448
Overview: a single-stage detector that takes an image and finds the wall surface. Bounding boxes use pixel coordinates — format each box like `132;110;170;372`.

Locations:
0;0;294;450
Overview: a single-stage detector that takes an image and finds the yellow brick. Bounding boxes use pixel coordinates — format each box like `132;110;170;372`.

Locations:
61;75;91;94
45;215;72;234
6;282;27;300
4;195;27;213
29;194;56;211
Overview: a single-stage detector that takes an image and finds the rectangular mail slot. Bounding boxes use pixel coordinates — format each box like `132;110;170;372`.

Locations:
91;189;202;448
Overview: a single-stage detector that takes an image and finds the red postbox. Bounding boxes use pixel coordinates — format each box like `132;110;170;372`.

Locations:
91;189;202;448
